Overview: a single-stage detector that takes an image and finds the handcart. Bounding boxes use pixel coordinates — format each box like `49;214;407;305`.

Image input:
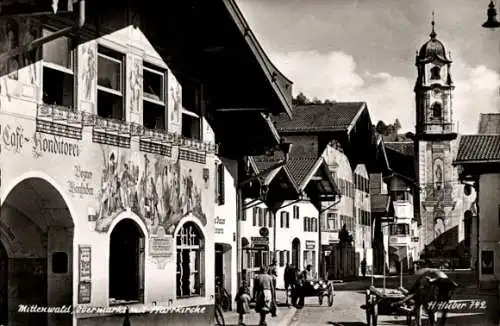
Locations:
361;257;415;326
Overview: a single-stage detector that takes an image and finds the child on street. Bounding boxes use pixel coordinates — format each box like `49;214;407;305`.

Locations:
235;282;251;326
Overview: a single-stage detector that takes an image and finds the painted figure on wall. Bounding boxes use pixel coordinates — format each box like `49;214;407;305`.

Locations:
0;18;20;80
129;57;142;113
82;44;96;101
170;83;182;123
94;148;207;235
20;18;39;84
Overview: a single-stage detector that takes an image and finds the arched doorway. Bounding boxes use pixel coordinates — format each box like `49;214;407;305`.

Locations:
109;219;145;303
291;238;300;269
1;177;74;326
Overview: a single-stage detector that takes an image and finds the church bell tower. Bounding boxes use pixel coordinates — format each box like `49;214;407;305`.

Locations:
414;15;465;259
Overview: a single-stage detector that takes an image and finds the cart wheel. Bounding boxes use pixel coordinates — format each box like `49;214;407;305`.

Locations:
365;290;372;326
327;285;334;307
371;304;378;326
318;295;323;305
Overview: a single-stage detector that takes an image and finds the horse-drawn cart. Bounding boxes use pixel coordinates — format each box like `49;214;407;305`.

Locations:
298;279;335;307
362;286;413;326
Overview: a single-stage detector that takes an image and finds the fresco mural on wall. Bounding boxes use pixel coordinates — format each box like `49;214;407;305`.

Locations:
93;147;207;236
129;56;142;113
80;42;97;102
168;72;182;132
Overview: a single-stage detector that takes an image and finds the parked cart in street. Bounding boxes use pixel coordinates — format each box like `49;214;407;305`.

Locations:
298;278;335;307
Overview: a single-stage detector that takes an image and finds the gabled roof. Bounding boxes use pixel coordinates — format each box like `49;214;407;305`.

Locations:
286;158;318;189
455;135;500;163
371;194;391;214
478;113;500;134
272;102;366;133
384;141;414;157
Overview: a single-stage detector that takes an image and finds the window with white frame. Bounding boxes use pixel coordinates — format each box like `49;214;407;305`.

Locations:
97;47;124;120
176;222;205;298
182;80;202;140
143;64;166;129
42;28;74;108
327;212;338;231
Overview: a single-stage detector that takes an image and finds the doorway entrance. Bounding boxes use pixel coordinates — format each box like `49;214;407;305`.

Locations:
215;244;224;284
1;177;74;326
109;219;145;303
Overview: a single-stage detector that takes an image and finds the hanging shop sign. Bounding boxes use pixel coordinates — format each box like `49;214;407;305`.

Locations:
251;236;269;249
78;245;91;304
306;240;316;250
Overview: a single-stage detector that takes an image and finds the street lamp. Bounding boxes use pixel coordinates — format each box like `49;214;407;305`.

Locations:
483;1;500;29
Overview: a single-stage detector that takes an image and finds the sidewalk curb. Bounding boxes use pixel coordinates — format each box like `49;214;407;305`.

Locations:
275;306;297;326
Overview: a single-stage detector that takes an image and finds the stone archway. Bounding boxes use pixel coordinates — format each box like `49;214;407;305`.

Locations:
1;177;74;326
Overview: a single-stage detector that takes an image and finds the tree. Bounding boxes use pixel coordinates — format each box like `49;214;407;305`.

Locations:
293;92;309;105
323;99;335;104
375;120;388;135
394;118;402;132
312;97;322;104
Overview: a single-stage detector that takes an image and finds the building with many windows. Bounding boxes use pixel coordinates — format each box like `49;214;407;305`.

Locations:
0;1;293;325
272;102;382;279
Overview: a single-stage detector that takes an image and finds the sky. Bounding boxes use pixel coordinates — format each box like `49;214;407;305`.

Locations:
236;0;500;134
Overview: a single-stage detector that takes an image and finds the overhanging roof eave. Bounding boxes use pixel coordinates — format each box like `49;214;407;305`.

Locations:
222;0;293;119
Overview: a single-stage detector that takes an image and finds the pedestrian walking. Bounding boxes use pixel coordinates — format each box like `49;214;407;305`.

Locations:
235;282;251;326
254;266;276;326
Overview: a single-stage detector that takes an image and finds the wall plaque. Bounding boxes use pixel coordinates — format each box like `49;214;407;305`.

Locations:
78;245;91;304
306;240;316;250
149;228;173;257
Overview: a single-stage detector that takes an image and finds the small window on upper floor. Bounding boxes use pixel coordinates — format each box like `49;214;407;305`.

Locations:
430;66;441;80
431;102;442;119
42;28;74;108
182;81;202;140
97;47;124;120
143;64;166;130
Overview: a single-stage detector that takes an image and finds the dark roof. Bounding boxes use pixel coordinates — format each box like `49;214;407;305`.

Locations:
371;194;391;213
478;113;500;134
369;173;383;194
272;102;365;133
252;156;281;172
455;135;500;163
384;142;414;157
286;158;318;187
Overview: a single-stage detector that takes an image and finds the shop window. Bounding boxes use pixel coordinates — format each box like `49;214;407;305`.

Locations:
143;64;166;130
97;47;124;120
42;28;74;108
176;222;205;298
293;206;300;219
182;81;202;140
109;219;145;303
216;163;225;205
52;252;68;274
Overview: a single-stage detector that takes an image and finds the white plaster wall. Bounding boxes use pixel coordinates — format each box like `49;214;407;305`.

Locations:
214;158;238;304
478;173;500;283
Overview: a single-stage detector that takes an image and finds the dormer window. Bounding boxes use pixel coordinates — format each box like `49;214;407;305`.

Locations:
431;102;442;118
430;66;441;80
143;64;166;130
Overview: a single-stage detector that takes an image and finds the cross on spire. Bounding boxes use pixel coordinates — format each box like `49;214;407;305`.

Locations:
430;11;437;38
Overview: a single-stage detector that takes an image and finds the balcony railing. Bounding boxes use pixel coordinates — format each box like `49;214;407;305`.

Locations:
36;104;219;156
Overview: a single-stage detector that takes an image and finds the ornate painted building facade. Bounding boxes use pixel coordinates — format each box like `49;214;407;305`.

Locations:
0;1;294;325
